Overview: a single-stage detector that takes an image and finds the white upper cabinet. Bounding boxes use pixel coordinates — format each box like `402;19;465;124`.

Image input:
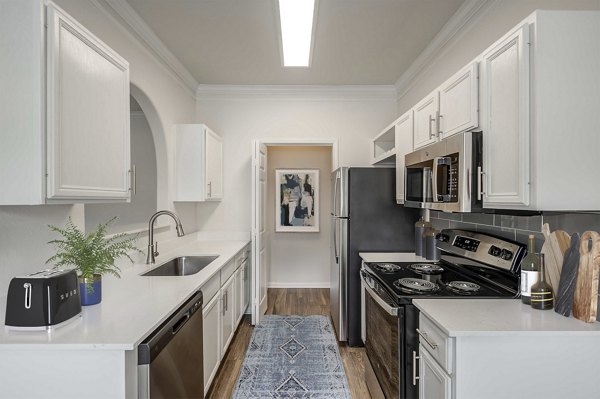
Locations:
175;124;223;202
480;24;530;208
413;63;479;150
371;124;396;166
480;11;600;211
0;1;131;204
413;90;439;150
438;62;479;140
46;5;130;201
394;110;413;204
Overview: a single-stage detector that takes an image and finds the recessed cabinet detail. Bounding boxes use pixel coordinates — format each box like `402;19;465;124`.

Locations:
0;1;131;204
175;124;223;202
46;5;130;201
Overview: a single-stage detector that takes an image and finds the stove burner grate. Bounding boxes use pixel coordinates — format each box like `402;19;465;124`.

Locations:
373;263;403;273
447;281;481;294
394;277;439;294
409;263;444;275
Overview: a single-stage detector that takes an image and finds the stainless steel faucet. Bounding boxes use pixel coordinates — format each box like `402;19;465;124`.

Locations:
146;210;185;264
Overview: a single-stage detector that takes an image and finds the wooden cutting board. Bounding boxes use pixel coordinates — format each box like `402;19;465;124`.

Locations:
541;223;570;289
572;231;600;323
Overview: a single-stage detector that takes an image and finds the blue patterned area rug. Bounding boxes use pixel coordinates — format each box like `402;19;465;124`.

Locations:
232;315;351;398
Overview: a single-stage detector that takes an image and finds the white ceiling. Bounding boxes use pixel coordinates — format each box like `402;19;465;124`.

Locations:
125;0;465;85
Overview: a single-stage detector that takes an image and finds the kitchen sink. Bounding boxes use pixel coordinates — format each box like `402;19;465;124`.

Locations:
142;256;219;276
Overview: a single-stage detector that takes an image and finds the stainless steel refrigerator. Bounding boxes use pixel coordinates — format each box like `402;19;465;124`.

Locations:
330;167;419;346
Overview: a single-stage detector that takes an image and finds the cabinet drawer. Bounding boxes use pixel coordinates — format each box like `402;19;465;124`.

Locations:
221;259;237;283
201;272;221;306
418;315;454;373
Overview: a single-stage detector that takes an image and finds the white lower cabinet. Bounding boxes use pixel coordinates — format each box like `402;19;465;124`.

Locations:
419;346;452;399
202;292;221;393
220;274;236;355
234;267;244;326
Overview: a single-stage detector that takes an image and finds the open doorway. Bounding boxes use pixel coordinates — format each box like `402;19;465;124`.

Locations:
251;139;338;325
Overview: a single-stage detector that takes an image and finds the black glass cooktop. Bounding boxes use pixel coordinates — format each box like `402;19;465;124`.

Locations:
364;258;518;304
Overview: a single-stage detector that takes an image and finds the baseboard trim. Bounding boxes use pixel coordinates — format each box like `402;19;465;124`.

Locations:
268;282;330;289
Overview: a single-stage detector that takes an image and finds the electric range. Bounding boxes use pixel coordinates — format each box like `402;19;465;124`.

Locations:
360;229;526;399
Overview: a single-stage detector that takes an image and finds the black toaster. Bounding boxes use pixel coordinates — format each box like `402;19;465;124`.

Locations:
5;269;82;329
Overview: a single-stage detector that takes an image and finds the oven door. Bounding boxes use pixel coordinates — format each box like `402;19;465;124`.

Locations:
362;271;401;398
361;270;420;399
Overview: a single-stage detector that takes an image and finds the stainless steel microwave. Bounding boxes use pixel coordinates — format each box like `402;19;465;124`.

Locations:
404;131;482;213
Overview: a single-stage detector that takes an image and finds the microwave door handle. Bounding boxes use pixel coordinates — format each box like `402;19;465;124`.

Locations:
432;158;441;202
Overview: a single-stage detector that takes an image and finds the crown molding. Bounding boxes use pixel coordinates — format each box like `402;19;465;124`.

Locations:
196;84;397;101
394;0;497;99
91;0;199;98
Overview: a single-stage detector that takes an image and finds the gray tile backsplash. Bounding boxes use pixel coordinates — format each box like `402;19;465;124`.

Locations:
427;210;600;246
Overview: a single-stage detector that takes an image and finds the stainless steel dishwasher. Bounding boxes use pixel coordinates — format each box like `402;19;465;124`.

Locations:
138;291;204;398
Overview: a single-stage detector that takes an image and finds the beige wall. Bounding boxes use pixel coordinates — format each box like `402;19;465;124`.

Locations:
266;146;332;287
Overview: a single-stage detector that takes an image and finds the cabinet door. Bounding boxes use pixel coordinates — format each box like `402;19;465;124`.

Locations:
439;62;479;139
243;259;251;313
221;275;236;354
235;267;243;326
395;110;413;204
413;91;439;150
203;292;221;392
419;347;452;399
46;5;130;201
205;128;223;200
481;24;530;207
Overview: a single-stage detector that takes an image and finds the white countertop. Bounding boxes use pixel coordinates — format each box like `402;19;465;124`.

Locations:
0;236;249;350
359;252;426;263
414;299;600;337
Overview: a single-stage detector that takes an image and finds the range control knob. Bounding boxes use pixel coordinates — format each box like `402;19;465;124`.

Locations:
500;249;513;261
488;245;502;257
436;233;450;242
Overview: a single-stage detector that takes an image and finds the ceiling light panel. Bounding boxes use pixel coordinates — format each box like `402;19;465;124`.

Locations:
278;0;316;67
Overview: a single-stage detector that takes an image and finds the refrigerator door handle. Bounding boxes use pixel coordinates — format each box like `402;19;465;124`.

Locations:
333;218;339;263
333;173;340;216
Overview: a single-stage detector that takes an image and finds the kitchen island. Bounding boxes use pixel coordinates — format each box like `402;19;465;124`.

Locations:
0;235;250;398
414;299;600;399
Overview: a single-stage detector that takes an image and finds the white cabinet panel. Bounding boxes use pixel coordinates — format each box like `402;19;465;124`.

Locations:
46;4;130;200
481;24;530;207
221;274;236;354
203;292;221;392
0;2;130;204
242;259;250;314
394;110;413;204
175;124;223;202
234;267;243;326
419;347;452;399
205;128;223;200
439;62;479;139
413;91;439;150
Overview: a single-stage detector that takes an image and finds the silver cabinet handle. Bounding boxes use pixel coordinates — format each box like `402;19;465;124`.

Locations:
128;164;136;195
477;166;485;201
208;181;212;198
416;328;438;350
412;350;420;386
437;111;443;137
428;115;436;139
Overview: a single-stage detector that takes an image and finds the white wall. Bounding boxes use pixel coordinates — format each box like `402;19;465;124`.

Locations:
396;0;600;114
267;146;332;288
195;87;397;234
0;0;198;295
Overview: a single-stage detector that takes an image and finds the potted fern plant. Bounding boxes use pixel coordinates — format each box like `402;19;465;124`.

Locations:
46;217;141;306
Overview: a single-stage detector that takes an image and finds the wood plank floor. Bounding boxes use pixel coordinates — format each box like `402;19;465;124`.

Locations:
206;288;371;399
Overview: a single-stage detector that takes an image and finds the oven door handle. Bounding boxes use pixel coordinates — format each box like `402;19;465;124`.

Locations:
361;274;398;316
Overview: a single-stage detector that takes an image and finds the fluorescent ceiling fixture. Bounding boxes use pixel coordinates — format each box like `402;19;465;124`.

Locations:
278;0;316;67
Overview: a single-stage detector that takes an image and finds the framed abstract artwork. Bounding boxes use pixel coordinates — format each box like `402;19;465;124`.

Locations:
275;169;319;232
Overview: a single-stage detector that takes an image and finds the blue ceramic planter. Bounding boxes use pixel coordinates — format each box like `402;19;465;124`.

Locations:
79;275;102;306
